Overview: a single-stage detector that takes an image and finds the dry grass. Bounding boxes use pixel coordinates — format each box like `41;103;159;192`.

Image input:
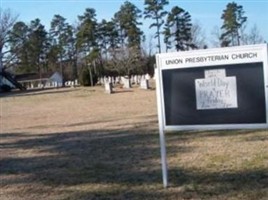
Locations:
0;85;267;200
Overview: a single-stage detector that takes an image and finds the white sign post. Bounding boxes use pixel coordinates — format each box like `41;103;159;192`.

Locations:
155;44;268;188
155;64;168;188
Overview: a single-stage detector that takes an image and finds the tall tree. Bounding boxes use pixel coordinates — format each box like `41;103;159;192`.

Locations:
9;18;48;74
162;23;172;52
0;8;18;85
106;1;144;77
27;19;48;74
77;8;98;55
165;6;194;51
9;21;30;72
65;24;78;80
49;14;72;85
114;1;143;49
76;8;99;83
97;19;119;60
220;2;247;46
144;0;169;53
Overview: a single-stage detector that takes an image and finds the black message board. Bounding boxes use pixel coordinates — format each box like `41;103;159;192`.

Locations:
162;62;266;125
156;44;268;130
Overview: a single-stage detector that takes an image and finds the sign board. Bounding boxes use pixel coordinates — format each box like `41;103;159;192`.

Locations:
155;44;268;187
156;44;268;131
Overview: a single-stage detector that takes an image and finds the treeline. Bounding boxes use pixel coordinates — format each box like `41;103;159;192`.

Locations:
0;1;265;85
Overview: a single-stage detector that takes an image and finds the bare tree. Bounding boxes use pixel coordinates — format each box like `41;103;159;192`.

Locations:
142;34;154;56
210;26;222;48
0;8;18;85
211;23;264;47
243;24;264;45
191;20;206;49
109;46;142;77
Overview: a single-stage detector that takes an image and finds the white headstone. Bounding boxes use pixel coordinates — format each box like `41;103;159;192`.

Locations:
115;77;120;84
137;75;141;84
134;75;138;84
108;76;113;83
71;81;75;87
122;76;131;88
140;79;149;89
131;76;135;84
105;82;113;94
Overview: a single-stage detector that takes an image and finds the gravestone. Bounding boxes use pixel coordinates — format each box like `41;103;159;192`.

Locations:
115;76;120;84
137;75;142;84
105;82;113;94
71;81;75;87
133;75;138;84
140;78;149;89
131;76;135;84
122;77;131;88
108;76;113;83
74;79;79;86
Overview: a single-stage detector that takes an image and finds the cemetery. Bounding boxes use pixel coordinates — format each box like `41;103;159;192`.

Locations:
1;0;267;198
1;71;267;199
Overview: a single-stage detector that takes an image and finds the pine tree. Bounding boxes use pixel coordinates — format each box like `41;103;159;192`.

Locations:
77;8;98;54
28;19;48;74
165;6;194;51
162;24;172;52
10;19;48;73
50;14;74;85
114;1;143;49
9;21;30;72
144;0;169;53
220;2;247;46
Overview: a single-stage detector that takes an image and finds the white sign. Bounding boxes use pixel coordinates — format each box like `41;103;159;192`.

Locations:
195;69;238;110
205;69;226;78
155;44;268;189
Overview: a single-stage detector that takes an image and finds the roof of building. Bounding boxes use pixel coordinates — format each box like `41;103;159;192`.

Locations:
15;72;61;81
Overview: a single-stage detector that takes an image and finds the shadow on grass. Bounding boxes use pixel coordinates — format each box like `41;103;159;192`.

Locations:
10;114;158;131
1;127;267;199
1;129;165;186
0;87;76;98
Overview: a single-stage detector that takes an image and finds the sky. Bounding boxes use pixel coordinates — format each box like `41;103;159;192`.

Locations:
1;0;268;49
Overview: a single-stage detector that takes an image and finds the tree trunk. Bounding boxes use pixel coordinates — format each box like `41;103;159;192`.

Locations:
60;54;65;87
88;64;93;87
156;18;161;53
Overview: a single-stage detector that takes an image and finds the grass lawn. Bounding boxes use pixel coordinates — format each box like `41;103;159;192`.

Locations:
0;85;267;200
